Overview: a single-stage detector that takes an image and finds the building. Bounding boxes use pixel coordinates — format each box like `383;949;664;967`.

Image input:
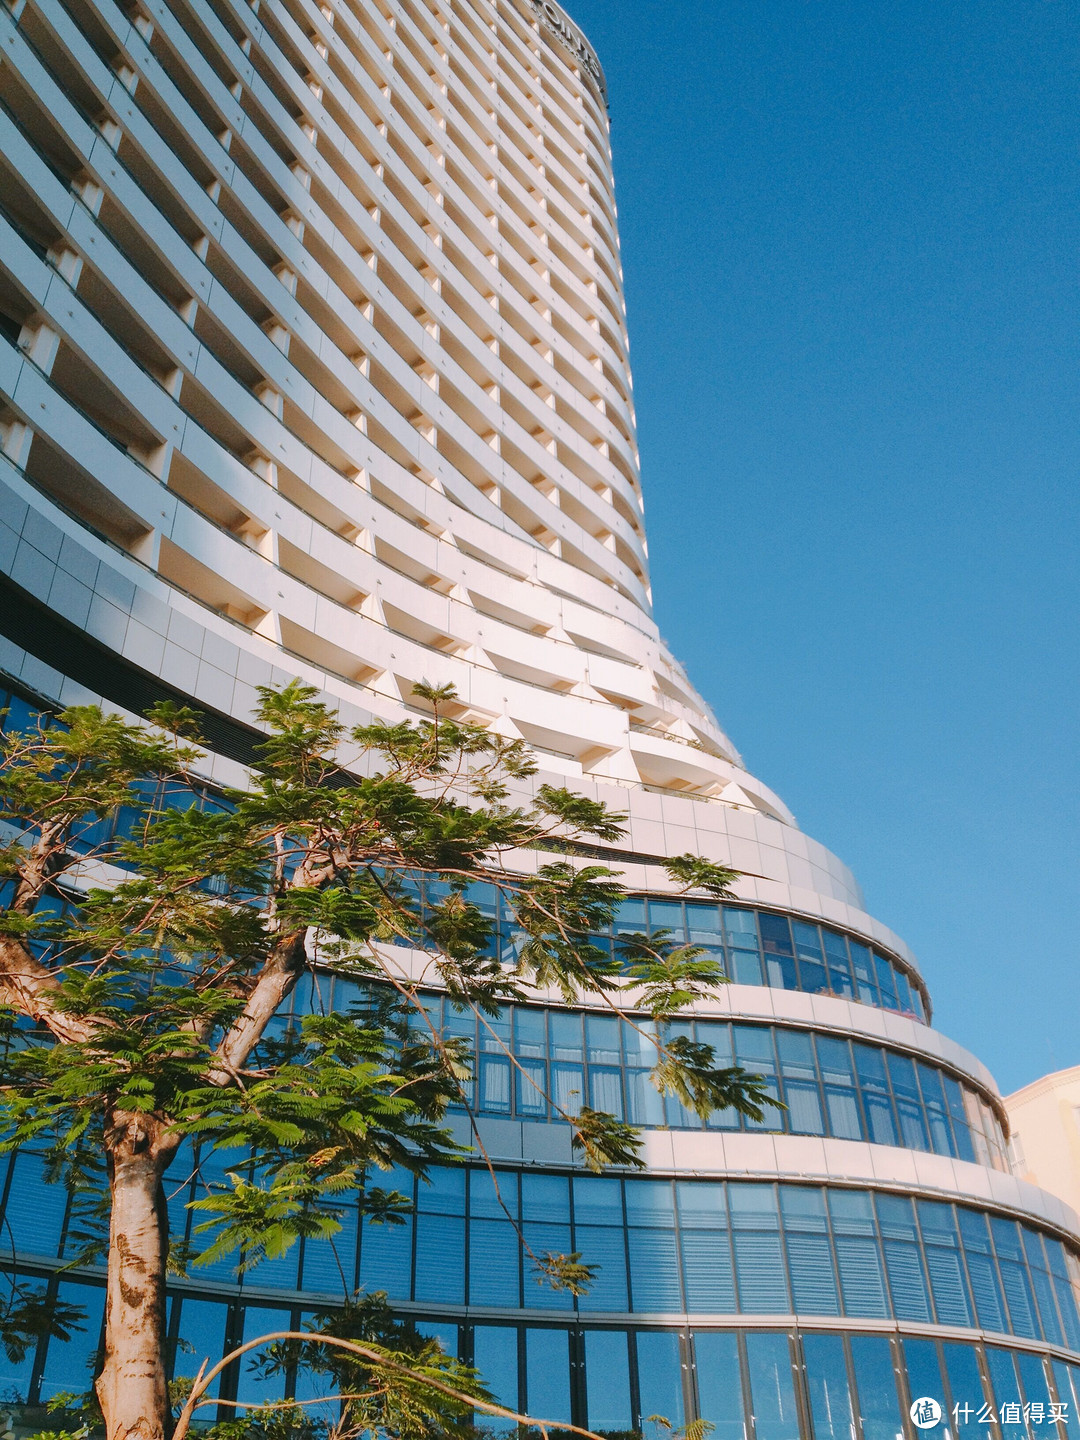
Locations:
1005;1070;1080;1218
1;0;1079;1431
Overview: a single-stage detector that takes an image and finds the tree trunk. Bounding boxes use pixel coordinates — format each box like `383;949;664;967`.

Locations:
95;1117;173;1440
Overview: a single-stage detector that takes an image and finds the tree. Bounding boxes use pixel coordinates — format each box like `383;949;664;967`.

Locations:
0;680;774;1440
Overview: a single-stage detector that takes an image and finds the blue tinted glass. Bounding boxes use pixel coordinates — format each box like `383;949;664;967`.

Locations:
1051;1362;1076;1440
1016;1350;1053;1417
850;1335;903;1440
38;1282;105;1402
849;942;879;1004
637;1330;684;1429
904;1339;948;1430
360;1212;413;1300
985;1349;1027;1440
4;1152;68;1257
235;1305;291;1405
745;1332;799;1440
574;1175;623;1224
918;1202;972;1327
470;1218;521;1307
875;954;899;1008
687;903;722;940
943;1343;995;1440
172;1298;229;1400
829;1192;888;1318
694;1331;746;1440
821;931;855;998
514;1008;546;1057
630;1228;682;1310
781;1188;838;1315
803;1333;855;1440
526;1328;571;1423
522;1173;569;1221
473;1326;518;1434
877;1194;932;1323
649;900;686;936
584;1329;632;1431
730;1187;788;1313
301;1211;358;1293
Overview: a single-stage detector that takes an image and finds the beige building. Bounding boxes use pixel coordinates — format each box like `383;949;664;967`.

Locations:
1006;1067;1080;1213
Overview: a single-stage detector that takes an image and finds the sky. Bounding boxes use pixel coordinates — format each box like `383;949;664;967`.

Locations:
566;0;1080;1094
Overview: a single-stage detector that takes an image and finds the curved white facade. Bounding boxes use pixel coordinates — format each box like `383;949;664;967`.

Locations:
2;0;1080;1429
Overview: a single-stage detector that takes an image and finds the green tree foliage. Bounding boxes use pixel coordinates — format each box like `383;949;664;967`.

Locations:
0;682;775;1440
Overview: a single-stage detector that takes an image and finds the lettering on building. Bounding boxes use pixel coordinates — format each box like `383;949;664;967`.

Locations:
526;0;607;105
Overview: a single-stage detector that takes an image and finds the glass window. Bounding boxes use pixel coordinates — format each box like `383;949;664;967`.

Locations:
780;1187;839;1315
876;1193;932;1323
637;1331;685;1430
586;1014;622;1065
730;1186;789;1314
687;902;722;942
473;1326;519;1435
38;1281;105;1402
1044;1238;1080;1351
1051;1361;1076;1440
793;921;829;994
758;914;797;990
525;1328;571;1425
470;1217;521;1308
549;1012;583;1061
943;1343;995;1440
803;1332;856;1440
991;1218;1040;1339
235;1305;291;1406
903;1339;948;1431
575;1179;629;1311
359;1205;413;1301
745;1332;800;1440
582;1329;632;1431
1016;1350;1054;1434
416;1212;465;1305
893;968;914;1014
552;1062;585;1116
629;1227;682;1311
515;1007;547;1058
1023;1231;1064;1347
917;1202;972;1328
649;900;686;937
3;1152;68;1257
734;1027;780;1131
828;1191;888;1318
516;1059;548;1117
171;1297;229;1400
816;1036;863;1142
917;1064;956;1156
777;1030;825;1135
679;1184;736;1313
480;1057;512;1113
956;1210;1006;1334
852;1045;898;1147
849;942;879;1005
888;1053;930;1151
589;1065;625;1119
301;1208;358;1294
822;931;855;999
694;1331;747;1440
849;1335;903;1440
874;954;899;1009
985;1348;1028;1440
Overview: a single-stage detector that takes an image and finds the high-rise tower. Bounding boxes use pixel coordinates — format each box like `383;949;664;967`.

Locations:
1;0;1078;1430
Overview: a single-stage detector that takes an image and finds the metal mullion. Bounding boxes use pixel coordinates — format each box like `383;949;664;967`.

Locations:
819;1186;849;1320
974;1342;1006;1440
789;1327;816;1440
737;1330;759;1440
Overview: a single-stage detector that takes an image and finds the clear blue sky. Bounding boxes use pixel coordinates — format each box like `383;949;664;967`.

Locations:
568;0;1080;1093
